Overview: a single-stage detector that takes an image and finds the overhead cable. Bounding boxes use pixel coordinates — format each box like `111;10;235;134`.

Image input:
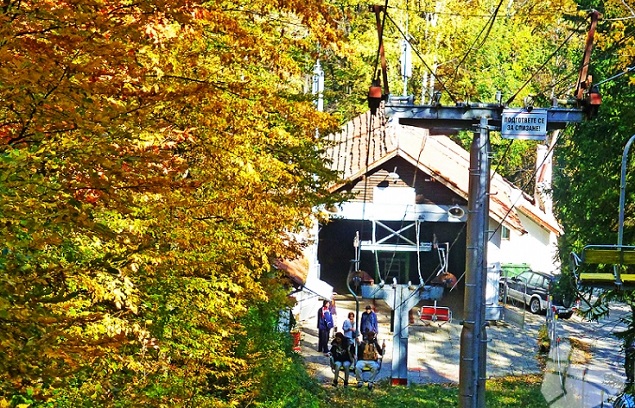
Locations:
488;133;559;240
447;0;504;88
384;13;458;104
505;18;586;105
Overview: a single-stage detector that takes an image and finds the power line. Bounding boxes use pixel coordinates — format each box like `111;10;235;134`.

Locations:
603;16;635;22
531;16;635;102
448;0;505;88
504;18;585;105
490;139;515;178
380;130;428;284
488;133;559;241
384;12;458;104
596;65;635;87
384;1;586;106
384;3;580;19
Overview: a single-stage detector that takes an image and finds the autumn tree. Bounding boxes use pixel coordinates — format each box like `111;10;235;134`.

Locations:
0;0;345;405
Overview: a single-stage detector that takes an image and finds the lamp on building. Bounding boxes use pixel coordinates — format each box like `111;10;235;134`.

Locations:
448;205;465;218
388;167;399;182
324;204;339;214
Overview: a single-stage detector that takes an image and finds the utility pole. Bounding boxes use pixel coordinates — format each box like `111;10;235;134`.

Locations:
383;100;585;407
460;117;490;407
370;7;599;406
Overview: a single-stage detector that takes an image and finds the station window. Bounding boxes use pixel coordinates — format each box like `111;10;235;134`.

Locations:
502;226;511;240
379;255;407;282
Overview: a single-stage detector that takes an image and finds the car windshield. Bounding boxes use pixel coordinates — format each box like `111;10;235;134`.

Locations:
515;271;532;282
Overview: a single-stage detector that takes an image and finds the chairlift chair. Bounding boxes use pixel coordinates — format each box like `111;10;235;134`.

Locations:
571;244;635;289
419;300;453;326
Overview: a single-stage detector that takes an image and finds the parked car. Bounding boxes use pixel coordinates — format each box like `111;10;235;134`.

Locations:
499;270;576;319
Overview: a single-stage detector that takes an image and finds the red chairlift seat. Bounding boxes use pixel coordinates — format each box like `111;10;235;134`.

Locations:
419;300;452;326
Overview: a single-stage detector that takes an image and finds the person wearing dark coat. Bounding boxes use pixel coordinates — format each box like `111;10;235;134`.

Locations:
317;299;334;353
360;305;378;338
329;332;354;387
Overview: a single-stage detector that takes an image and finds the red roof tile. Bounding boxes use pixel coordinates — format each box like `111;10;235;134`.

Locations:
324;111;562;235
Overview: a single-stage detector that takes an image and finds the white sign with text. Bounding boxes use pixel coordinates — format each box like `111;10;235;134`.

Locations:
501;109;548;140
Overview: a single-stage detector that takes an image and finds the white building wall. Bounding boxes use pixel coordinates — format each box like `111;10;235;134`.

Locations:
291;219;333;324
487;213;560;273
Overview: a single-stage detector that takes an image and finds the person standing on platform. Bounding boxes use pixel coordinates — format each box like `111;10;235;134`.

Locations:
317;299;334;353
343;312;357;344
329;294;338;339
360;305;378;339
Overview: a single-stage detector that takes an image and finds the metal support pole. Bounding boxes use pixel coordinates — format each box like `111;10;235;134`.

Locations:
391;285;408;385
385;283;429;385
618;134;635;246
360;282;443;386
614;134;635;285
459;117;490;408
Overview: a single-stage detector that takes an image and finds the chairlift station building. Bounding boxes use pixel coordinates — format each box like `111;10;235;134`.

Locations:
311;111;563;299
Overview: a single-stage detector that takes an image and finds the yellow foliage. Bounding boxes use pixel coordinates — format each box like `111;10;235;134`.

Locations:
0;0;344;404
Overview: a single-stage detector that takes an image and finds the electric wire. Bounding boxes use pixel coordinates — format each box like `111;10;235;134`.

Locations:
380;124;428;285
384;1;578;237
364;3;630;288
448;0;505;88
491;139;515;179
384;12;458;104
540;67;583;103
515;15;635;106
374;1;635;107
357;113;374;273
491;14;635;218
504;18;585;106
387;6;600;263
367;0;446;289
596;65;635;87
488;132;560;241
485;12;635;251
370;0;405;281
369;3;448;284
359;0;390;280
409;131;429;285
380;129;465;288
348;4;635;321
384;3;579;19
604;15;635;22
383;3;591;107
508;7;635;104
579;24;635;90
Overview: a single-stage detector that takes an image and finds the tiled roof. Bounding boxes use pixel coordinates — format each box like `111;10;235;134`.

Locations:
324;111;562;235
274;258;309;286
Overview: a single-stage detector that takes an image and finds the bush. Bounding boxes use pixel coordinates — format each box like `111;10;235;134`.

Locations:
232;298;324;407
538;324;550;353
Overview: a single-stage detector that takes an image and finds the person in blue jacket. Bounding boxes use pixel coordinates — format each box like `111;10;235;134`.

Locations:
317;299;334;353
360;305;378;339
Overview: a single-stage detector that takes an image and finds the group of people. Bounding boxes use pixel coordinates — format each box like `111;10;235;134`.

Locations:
318;302;383;390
